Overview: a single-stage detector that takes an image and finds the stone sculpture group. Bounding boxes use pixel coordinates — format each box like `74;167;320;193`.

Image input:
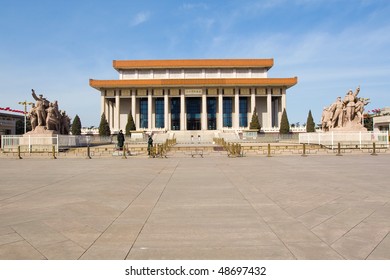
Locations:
321;86;370;131
28;89;71;135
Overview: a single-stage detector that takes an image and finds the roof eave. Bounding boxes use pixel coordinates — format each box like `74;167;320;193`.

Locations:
89;77;298;91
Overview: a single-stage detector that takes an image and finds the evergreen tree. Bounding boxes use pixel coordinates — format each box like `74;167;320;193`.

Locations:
306;110;315;132
249;107;261;131
15;119;24;134
125;111;136;135
364;115;373;131
15;118;32;134
71;114;82;135
279;108;290;134
98;113;111;136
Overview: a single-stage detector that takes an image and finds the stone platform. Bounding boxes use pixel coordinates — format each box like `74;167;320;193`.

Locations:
0;155;389;260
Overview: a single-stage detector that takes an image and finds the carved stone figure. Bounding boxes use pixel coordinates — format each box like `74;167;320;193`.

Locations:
28;104;38;131
60;111;71;135
321;107;332;131
32;89;49;126
322;86;369;132
354;98;370;124
343;86;360;123
329;97;344;128
46;103;59;131
27;89;71;135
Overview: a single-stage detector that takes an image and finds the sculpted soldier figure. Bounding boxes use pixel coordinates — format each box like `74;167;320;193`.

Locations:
60;111;71;135
354;98;370;124
321;107;332;131
27;89;71;134
28;104;38;131
343;86;360;122
322;86;369;132
46;102;60;131
329;97;344;128
32;89;49;127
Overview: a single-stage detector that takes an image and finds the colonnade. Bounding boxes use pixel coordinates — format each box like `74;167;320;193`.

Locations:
101;87;286;132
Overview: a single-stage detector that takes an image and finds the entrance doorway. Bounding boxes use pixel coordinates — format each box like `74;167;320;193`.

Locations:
186;97;201;130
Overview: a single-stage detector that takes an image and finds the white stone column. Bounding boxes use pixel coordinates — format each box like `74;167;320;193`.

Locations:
131;90;136;130
115;92;120;131
250;88;256;129
217;88;223;130
250;88;256;114
147;89;152;130
108;100;114;130
100;92;105;118
234;88;240;129
180;90;185;130
104;98;109;121
202;90;207;130
267;89;272;129
281;89;286;112
164;89;169;130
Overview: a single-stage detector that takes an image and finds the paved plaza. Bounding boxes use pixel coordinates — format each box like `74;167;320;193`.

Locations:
0;154;389;260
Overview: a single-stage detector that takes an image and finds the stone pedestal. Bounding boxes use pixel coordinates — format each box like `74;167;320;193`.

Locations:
25;126;58;135
20;126;58;147
330;120;367;132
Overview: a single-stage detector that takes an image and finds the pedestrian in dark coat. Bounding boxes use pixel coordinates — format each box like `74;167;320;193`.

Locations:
147;135;153;155
117;130;125;150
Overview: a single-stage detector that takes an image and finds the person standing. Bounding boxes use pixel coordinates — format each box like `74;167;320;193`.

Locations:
117;130;125;150
147;135;153;156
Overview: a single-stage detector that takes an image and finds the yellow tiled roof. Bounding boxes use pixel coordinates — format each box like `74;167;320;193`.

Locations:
113;59;274;70
90;77;298;90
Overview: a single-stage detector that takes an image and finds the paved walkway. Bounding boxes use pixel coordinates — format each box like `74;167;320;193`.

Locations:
0;155;389;259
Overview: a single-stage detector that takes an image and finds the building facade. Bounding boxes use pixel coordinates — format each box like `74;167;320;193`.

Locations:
373;107;390;132
0;112;23;136
90;59;297;133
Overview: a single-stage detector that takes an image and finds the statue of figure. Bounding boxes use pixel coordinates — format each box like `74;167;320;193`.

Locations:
354;98;370;124
60;111;71;135
46;102;60;131
329;97;344;128
321;107;332;131
28;104;38;131
322;86;368;132
343;86;360;122
27;89;71;135
31;89;49;127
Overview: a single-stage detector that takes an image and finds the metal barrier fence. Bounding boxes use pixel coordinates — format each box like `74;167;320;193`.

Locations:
1;135;114;152
299;131;389;149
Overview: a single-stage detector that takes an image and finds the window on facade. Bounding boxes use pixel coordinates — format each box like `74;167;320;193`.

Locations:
186;97;201;130
171;97;180;130
239;97;248;127
207;97;217;130
139;98;148;128
155;98;164;128
223;97;233;127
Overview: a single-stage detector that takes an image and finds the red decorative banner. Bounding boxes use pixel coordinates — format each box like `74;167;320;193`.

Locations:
0;107;26;114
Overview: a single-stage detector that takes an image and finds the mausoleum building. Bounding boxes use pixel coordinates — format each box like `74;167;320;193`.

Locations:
89;59;297;133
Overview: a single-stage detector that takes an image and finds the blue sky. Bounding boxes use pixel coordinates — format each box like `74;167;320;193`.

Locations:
1;0;390;127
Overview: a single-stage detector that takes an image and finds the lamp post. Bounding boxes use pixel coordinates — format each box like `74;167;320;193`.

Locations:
18;100;34;134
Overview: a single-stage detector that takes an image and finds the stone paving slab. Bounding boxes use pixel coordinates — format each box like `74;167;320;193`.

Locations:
0;155;389;260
